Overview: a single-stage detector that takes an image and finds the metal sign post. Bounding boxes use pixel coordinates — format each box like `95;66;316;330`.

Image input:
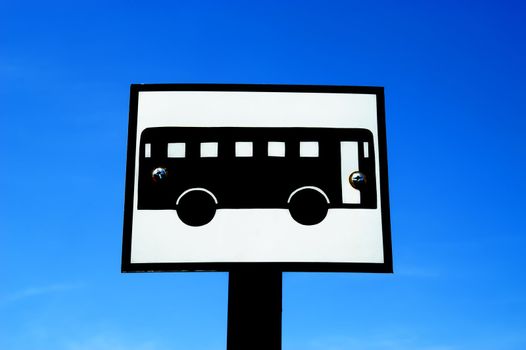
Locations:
227;270;282;350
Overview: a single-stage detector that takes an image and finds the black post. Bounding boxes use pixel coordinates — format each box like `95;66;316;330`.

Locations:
227;269;282;350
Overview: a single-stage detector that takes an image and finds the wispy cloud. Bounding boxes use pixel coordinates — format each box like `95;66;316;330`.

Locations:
64;335;162;350
292;333;458;350
294;330;526;350
0;282;84;305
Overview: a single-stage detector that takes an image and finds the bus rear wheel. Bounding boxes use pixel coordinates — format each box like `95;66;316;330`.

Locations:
176;190;217;226
288;188;329;226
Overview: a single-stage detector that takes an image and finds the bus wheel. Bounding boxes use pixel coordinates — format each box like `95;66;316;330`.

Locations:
176;189;217;226
288;188;329;225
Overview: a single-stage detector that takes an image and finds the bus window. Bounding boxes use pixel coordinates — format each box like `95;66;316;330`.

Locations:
145;143;151;158
363;142;369;158
235;142;253;157
300;141;319;157
268;142;285;157
201;142;218;157
168;143;185;158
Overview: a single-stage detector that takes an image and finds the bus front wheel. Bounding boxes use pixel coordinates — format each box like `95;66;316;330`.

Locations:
176;189;217;226
288;188;329;226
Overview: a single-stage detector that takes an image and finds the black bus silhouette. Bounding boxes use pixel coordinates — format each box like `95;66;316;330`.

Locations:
138;127;377;226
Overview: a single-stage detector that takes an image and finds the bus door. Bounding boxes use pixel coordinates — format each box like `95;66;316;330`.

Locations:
340;141;361;204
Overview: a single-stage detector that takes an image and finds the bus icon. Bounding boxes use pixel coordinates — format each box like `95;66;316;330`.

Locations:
138;127;377;226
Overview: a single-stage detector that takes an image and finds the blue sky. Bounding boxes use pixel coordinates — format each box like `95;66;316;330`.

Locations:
1;1;525;349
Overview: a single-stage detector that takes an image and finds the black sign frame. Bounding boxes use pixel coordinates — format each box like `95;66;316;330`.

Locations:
121;84;392;273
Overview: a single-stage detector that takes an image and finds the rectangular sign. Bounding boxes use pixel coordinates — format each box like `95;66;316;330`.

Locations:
122;84;392;272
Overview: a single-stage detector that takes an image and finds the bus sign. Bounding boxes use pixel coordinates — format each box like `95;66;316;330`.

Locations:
122;84;392;272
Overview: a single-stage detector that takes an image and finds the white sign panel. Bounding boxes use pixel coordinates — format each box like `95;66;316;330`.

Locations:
122;84;392;272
